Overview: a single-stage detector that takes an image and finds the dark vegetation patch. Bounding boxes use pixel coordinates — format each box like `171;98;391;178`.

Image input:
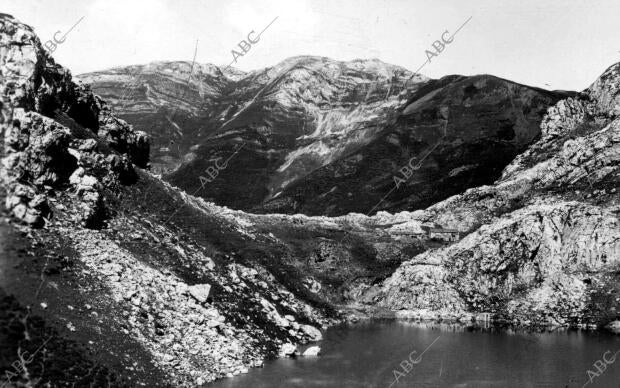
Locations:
0;215;162;386
0;294;126;387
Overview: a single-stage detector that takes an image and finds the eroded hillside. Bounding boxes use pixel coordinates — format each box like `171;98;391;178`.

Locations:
80;56;571;216
364;63;620;327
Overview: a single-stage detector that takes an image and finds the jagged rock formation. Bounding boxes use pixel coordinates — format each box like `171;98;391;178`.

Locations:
365;63;620;327
1;14;148;228
0;14;336;386
80;57;571;216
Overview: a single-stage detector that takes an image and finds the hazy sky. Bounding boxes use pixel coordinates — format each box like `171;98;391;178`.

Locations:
4;0;620;91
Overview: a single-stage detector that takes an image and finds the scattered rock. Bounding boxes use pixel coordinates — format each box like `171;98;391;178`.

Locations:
300;324;322;341
188;284;211;303
302;346;321;357
279;343;298;358
605;320;620;334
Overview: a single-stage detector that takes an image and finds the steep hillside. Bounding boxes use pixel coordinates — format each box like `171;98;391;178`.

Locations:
0;14;336;386
364;63;620;328
80;57;571;216
76;62;241;173
0;14;439;386
268;74;568;215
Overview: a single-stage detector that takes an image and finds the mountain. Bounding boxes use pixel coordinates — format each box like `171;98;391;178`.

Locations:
1;14;444;386
76;61;239;173
364;63;620;326
0;14;336;386
78;57;572;216
2;13;619;388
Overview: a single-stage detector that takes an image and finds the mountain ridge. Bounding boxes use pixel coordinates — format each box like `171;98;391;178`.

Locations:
79;57;572;216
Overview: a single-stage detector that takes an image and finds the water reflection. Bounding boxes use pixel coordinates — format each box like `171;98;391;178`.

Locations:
208;319;620;388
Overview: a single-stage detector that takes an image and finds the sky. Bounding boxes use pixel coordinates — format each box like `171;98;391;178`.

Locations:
3;0;620;91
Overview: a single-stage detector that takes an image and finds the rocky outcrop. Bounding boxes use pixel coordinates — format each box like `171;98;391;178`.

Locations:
0;13;149;228
540;97;592;137
587;62;620;118
1;14;335;387
372;201;620;326
368;63;620;329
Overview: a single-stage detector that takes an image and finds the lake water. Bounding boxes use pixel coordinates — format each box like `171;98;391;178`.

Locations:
209;320;620;388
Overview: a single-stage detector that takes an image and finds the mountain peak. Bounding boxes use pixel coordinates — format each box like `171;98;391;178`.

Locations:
587;61;620;117
264;55;415;80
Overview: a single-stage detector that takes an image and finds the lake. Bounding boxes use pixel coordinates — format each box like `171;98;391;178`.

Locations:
208;320;620;388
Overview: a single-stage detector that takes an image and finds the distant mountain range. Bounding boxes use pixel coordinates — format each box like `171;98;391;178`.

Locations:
78;57;573;216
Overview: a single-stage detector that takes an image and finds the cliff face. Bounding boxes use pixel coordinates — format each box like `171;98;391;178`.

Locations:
0;12;149;229
0;14;336;386
80;57;570;216
367;63;620;327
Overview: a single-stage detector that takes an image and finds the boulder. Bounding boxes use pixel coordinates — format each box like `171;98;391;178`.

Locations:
188;284;211;303
605;320;620;334
78;138;98;151
300;324;322;341
278;342;298;357
302;346;321;357
303;277;322;293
